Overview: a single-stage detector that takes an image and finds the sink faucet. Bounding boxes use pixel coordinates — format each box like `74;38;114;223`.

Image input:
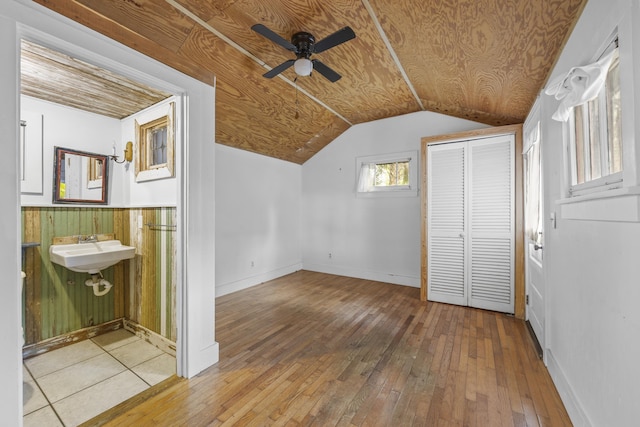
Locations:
78;234;98;244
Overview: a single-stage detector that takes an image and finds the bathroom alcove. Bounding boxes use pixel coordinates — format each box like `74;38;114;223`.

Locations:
3;1;218;423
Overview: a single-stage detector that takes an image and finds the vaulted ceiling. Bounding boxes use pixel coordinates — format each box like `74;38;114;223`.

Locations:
34;0;586;164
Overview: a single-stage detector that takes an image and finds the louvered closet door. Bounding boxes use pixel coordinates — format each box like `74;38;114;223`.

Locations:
427;143;467;306
468;136;514;313
427;135;514;314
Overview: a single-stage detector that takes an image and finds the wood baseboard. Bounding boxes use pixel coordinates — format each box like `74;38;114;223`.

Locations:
22;318;124;360
22;318;176;359
123;319;176;357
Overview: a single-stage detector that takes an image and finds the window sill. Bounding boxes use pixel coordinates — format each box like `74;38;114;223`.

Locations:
556;186;640;222
356;189;418;198
135;167;173;183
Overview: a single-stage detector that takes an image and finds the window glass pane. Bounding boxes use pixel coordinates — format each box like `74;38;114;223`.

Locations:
374;161;409;186
569;44;622;194
606;53;623;175
587;98;602;181
150;126;167;166
397;162;409;185
374;162;393;186
574;105;585;185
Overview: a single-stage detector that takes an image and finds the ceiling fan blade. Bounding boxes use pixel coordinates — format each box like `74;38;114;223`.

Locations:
311;59;342;83
263;59;295;78
313;26;356;54
251;24;297;52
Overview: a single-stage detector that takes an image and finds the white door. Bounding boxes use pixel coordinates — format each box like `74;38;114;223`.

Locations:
427;143;467;307
468;136;515;314
523;114;545;353
427;135;515;314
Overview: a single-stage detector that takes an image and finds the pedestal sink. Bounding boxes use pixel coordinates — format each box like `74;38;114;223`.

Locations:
49;240;135;274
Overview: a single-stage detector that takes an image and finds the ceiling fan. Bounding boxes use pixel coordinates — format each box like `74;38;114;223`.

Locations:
251;24;356;83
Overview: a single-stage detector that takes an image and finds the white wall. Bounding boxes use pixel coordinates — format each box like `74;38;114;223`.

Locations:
20;94;180;208
302;111;487;287
539;0;640;425
215;144;302;296
20;96;123;206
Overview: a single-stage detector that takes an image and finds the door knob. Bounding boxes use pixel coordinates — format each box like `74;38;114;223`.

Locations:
534;243;543;251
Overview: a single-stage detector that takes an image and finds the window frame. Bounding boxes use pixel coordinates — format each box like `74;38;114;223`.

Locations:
555;24;640;223
356;151;418;198
135;101;175;182
565;38;621;198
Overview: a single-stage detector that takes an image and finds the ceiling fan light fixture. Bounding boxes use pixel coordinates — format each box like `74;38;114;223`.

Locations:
294;58;313;76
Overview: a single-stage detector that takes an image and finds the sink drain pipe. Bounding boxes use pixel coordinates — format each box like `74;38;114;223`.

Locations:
85;272;113;297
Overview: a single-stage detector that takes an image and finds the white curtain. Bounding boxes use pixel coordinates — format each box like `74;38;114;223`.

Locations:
545;48;617;122
357;162;375;192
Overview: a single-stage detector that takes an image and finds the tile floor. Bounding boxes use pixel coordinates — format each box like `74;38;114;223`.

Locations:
23;329;176;427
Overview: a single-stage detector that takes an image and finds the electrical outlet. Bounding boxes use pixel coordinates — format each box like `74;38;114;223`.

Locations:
329;253;332;259
251;261;254;267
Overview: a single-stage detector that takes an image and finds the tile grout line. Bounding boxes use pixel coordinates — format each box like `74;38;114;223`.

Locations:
100;340;155;388
92;335;176;388
25;338;129;425
24;333;176;424
23;363;66;426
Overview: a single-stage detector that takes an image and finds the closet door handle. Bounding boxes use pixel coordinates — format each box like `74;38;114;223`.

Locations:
534;243;543;251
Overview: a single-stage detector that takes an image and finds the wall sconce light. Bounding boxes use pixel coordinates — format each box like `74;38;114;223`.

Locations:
110;141;133;164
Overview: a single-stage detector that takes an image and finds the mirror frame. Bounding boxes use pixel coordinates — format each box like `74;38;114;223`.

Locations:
53;146;109;204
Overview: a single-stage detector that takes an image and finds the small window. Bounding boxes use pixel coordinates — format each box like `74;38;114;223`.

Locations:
135;102;175;182
356;151;418;197
568;43;622;196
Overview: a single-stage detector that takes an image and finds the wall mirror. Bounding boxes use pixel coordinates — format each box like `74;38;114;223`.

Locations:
53;146;109;204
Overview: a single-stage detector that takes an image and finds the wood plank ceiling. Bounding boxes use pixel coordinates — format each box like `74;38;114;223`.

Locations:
33;0;586;164
21;41;171;119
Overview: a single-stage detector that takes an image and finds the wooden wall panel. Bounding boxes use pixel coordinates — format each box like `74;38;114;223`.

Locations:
21;207;175;346
22;208;42;344
127;207;177;341
141;209;157;331
21;207;119;343
113;209;130;320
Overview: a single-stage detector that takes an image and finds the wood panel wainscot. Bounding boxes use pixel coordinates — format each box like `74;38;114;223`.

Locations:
21;207;176;348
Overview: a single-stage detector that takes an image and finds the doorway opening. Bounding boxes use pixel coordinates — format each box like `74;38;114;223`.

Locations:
19;39;183;425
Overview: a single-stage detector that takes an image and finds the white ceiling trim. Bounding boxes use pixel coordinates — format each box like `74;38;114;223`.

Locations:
166;0;353;126
360;0;424;111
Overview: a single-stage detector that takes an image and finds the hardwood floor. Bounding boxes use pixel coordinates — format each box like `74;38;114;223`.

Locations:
98;271;571;426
